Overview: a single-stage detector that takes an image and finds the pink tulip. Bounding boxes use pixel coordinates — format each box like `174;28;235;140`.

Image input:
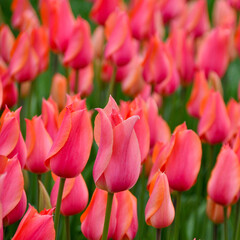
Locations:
113;191;138;240
92;26;105;58
63;17;93;69
227;0;240;10
93;96;141;192
46;102;93;178
145;171;175;228
207;145;240;206
12;205;55;240
25;116;52;174
81;188;117;240
51;175;88;216
198;91;231;144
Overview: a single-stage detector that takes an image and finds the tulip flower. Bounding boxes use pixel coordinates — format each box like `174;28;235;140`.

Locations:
93;96;141;192
198;91;231;144
50;174;88;216
196;27;230;78
208;145;240;206
9;32;39;82
186;71;210;118
145;171;175;228
206;197;231;224
12;205;55;240
46;102;93;178
92;26;105;58
90;0;120;25
0;25;15;63
80;188;118;240
104;10;137;67
227;0;240;10
25;116;52;174
148;123;202;192
113;191;138;240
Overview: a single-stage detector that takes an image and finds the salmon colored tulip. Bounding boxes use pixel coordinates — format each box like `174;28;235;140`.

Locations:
50;174;88;216
90;0;120;25
9;32;39;82
63;17;93;69
120;96;150;163
113;191;138;240
207;145;240;206
105;10;137;67
50;73;67;111
148;123;202;192
206;197;231;224
80;188;117;240
93;96;141;192
42;98;59;140
25;116;52;174
45;102;93;178
186;71;210;118
12;205;55;240
0;25;15;63
198;91;231;144
171;0;210;38
145;171;175;228
196;27;231;78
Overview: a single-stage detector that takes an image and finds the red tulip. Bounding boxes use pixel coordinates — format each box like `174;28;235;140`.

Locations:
145;171;175;228
46;102;93;178
80;188;117;240
25;116;52;174
207;145;240;206
198;91;231;144
51;174;88;216
63;17;93;69
93;96;141;192
113;191;138;240
12;205;55;240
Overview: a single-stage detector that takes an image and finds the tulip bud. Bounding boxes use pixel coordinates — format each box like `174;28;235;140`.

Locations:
38;181;51;211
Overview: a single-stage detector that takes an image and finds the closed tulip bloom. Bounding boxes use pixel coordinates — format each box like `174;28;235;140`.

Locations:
208;145;240;206
90;0;120;25
196;27;230;78
46;103;93;178
206;197;231;224
105;10;136;67
186;71;210;118
145;171;175;228
0;25;15;63
93;96;141;192
50;174;88;216
25;116;52;174
198;91;231;144
113;191;138;240
81;188;117;240
12;205;55;240
9;32;39;82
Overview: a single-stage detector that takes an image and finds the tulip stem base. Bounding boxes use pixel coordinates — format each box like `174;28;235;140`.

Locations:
102;192;114;240
224;207;228;240
156;228;161;240
174;192;181;240
65;216;71;240
213;224;218;240
234;201;240;240
54;177;66;236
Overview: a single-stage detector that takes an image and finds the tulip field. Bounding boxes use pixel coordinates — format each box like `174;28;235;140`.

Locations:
2;0;240;239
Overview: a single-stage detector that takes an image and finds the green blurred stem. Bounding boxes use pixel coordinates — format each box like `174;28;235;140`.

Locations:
213;224;218;240
234;201;240;240
102;192;114;240
65;67;70;93
37;174;42;212
74;69;79;94
224;207;228;240
52;53;58;74
156;228;161;240
54;178;66;235
65;216;71;240
107;65;116;98
208;145;214;179
174;192;181;240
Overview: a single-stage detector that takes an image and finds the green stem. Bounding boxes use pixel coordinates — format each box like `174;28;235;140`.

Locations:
65;67;70;93
234;201;240;240
52;53;58;75
174;192;181;240
65;216;71;240
102;192;114;240
74;69;79;94
208;145;214;180
156;228;161;240
107;65;116;99
224;207;228;240
54;178;66;235
37;174;42;212
213;224;218;240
